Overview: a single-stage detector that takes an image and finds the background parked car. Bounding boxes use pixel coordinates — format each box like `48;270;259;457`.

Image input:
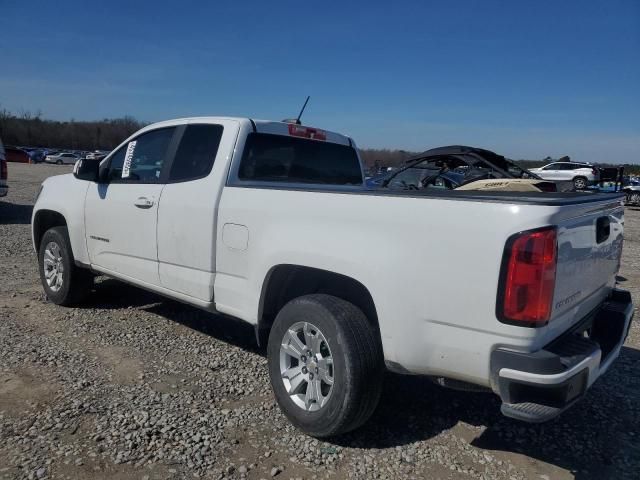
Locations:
44;152;80;165
528;161;599;190
623;178;640;206
0;139;7;197
28;149;47;163
86;150;110;161
4;146;31;163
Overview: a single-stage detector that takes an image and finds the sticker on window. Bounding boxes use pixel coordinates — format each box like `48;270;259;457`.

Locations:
122;141;137;178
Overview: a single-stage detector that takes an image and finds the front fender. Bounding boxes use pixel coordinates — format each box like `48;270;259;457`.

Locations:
32;174;91;264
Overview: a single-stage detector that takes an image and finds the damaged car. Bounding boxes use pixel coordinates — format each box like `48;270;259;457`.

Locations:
367;145;558;192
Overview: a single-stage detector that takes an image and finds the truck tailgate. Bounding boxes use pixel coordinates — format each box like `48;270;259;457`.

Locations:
545;197;624;339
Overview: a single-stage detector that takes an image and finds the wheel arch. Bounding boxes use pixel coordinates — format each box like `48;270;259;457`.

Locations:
256;264;379;346
33;209;68;252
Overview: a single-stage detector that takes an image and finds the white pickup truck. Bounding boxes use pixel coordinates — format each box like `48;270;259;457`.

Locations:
32;117;634;437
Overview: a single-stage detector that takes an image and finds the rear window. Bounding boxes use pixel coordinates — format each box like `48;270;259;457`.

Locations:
238;133;362;185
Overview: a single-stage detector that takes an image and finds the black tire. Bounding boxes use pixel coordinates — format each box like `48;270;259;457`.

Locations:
56;160;63;165
38;226;92;306
267;294;384;437
573;176;587;190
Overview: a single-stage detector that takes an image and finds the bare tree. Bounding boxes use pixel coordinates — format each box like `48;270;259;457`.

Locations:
0;109;146;150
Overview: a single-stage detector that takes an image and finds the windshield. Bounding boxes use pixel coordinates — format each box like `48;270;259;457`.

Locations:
383;161;443;189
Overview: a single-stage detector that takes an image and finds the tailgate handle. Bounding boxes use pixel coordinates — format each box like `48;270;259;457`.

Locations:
596;216;610;244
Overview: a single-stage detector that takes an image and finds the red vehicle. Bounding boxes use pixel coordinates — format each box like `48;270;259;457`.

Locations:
5;146;31;163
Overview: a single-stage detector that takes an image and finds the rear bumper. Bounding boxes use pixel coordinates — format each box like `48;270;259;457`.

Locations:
491;288;634;422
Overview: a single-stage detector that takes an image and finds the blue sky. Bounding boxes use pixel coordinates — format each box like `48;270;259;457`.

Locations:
2;0;639;162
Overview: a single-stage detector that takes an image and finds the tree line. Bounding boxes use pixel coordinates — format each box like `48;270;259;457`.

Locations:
1;109;637;174
0;109;144;151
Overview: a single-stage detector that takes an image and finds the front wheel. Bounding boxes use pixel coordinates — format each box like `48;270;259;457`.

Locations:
38;226;92;306
267;294;384;437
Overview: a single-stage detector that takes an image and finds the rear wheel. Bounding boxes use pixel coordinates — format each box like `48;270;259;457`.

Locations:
38;226;92;306
573;176;587;190
267;294;384;437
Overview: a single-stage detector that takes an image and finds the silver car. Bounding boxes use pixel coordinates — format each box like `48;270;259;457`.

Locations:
529;162;599;190
624;179;640;206
44;152;80;165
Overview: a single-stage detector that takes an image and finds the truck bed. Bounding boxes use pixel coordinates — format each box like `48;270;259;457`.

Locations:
371;189;624;206
217;184;624;383
233;182;625;206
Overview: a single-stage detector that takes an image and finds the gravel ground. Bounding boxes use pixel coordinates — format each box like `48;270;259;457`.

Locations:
1;162;639;480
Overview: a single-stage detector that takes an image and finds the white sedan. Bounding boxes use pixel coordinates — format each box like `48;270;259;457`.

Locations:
529;162;599;190
44;153;80;165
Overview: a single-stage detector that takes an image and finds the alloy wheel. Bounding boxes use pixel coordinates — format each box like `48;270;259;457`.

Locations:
279;321;334;412
43;242;64;292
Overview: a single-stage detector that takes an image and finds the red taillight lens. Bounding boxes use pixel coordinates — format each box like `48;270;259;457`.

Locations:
498;227;557;326
1;160;7;180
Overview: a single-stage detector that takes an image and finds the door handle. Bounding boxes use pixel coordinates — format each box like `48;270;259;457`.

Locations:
134;196;154;209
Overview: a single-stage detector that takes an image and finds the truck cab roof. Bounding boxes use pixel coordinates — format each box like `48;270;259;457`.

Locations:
138;117;354;147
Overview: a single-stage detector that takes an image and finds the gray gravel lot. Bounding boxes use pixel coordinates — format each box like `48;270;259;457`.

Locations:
1;162;639;480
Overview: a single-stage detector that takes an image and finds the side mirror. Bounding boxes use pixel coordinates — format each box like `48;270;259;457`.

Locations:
73;158;101;182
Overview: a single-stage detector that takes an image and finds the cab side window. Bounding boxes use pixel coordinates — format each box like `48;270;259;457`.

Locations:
169;124;224;182
106;127;175;183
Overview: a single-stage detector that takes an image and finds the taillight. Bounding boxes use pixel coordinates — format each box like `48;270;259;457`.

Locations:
1;160;7;180
288;124;326;141
497;227;557;326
